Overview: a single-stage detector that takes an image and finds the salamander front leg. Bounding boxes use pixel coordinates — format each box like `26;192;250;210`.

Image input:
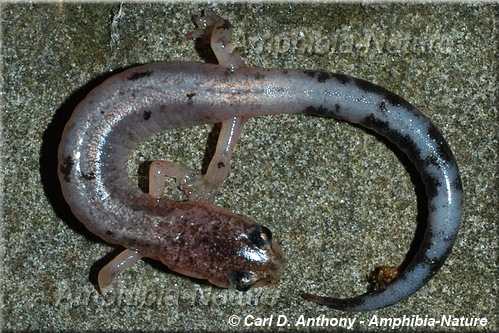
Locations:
98;249;142;297
98;159;197;297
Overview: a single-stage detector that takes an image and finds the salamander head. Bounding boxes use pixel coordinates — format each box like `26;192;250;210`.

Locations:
157;201;285;291
223;224;285;291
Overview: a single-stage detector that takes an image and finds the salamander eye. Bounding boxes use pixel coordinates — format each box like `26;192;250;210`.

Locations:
230;270;257;291
248;225;272;249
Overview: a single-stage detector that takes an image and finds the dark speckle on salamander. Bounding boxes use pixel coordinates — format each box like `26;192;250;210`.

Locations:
127;70;153;81
60;155;74;183
81;172;96;180
218;19;232;30
302;105;332;116
186;93;196;106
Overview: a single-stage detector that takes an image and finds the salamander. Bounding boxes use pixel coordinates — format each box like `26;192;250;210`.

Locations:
57;10;463;311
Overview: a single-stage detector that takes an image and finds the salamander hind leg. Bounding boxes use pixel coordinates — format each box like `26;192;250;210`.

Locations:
149;116;247;203
197;116;247;201
370;266;401;291
183;11;249;202
187;10;246;71
98;249;143;298
149;159;219;202
148;160;202;200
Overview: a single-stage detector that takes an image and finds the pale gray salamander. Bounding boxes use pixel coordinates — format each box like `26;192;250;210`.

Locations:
58;10;463;311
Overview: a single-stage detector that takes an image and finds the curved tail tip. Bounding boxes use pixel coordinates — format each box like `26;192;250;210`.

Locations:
301;292;367;311
301;292;326;304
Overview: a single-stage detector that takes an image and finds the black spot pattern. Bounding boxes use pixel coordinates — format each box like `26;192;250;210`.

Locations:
186;93;196;106
303;70;316;79
127;70;153;81
425;175;442;199
254;72;265;80
333;73;351;85
452;176;463;191
378;101;387;113
143;110;152;120
361;114;421;162
426;123;455;165
353;76;413;111
81;172;96;180
218;19;232;30
296;68;463;311
361;114;444;199
423;154;440;168
335;103;341;113
316;72;333;83
60;155;74;183
302;105;332;116
301;292;366;309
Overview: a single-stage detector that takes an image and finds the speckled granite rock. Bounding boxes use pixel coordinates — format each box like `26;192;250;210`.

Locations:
1;3;496;332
